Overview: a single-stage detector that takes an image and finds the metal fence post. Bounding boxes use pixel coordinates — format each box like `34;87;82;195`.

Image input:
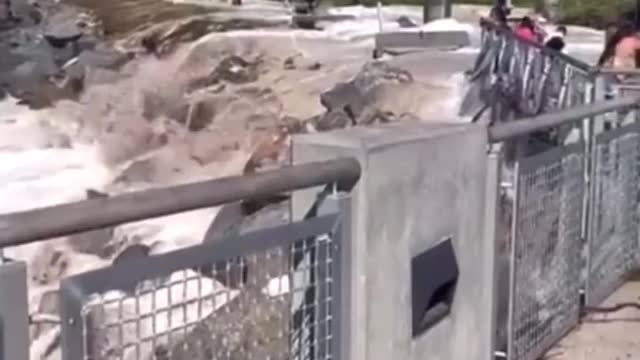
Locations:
0;259;29;360
317;191;352;360
592;73;608;136
485;144;502;360
506;154;520;360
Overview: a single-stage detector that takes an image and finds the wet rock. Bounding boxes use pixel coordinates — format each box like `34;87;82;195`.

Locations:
170;290;290;360
311;110;352;131
211;55;260;84
355;106;396;125
184;97;216;131
283;56;295;70
283;56;320;71
307;61;321;70
281;115;306;134
43;31;82;50
318;62;413;127
0;38;91;108
3;44;59;83
320;82;365;119
30;246;69;286
176;201;291;359
352;61;413;93
86;189;108;199
178;200;290;359
397;15;418;28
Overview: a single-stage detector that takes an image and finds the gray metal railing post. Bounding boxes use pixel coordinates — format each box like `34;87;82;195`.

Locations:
0;260;29;360
485;144;502;360
316;191;352;360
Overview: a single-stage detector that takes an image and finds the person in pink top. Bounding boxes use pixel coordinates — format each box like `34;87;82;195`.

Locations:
514;16;538;43
598;22;640;70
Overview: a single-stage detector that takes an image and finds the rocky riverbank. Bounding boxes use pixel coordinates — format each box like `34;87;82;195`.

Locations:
0;1;476;359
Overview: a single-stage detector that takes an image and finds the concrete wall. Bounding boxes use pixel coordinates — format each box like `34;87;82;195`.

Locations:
291;122;496;360
375;31;471;55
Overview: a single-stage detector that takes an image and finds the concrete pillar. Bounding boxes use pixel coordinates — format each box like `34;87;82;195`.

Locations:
423;0;452;23
292;123;496;360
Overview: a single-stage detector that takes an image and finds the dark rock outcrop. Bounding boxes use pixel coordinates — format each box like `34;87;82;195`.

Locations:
212;55;260;84
315;62;413;130
0;2;134;109
397;15;418;28
170;199;291;360
168;289;290;360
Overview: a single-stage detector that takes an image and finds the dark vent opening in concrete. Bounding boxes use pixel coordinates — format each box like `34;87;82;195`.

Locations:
411;237;459;338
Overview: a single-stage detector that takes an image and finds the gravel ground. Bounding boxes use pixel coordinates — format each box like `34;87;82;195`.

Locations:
546;279;640;360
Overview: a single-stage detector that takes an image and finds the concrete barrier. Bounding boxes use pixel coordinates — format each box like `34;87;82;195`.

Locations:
292;122;496;360
375;30;471;57
423;0;452;23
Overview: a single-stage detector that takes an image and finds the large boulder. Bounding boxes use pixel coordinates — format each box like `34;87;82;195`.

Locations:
212;55;260;84
318;62;413;129
397;15;418;28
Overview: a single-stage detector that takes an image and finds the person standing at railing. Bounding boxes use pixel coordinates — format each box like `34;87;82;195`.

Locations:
514;16;538;42
597;22;640;102
489;0;511;27
544;25;567;52
597;22;640;70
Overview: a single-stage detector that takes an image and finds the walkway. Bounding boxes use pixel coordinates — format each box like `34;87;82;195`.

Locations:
468;19;640;360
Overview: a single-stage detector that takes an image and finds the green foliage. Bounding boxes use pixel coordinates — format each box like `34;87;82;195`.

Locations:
558;0;636;28
323;0;637;29
327;0;536;8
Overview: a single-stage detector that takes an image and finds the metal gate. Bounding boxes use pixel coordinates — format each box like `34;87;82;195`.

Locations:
508;143;584;360
59;195;350;360
586;123;640;306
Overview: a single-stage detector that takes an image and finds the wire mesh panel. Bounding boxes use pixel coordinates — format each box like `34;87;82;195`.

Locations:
508;143;584;360
59;198;349;360
586;123;640;306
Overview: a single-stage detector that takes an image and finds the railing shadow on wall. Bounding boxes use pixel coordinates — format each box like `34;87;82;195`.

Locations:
486;95;640;360
0;158;360;360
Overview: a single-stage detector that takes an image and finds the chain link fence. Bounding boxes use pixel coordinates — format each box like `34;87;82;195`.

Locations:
477;20;640;360
60;207;349;360
507;144;584;360
586;123;640;306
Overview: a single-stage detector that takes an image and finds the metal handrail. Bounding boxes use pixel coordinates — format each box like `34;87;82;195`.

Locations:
488;96;640;141
596;68;640;76
0;158;361;247
479;18;595;74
